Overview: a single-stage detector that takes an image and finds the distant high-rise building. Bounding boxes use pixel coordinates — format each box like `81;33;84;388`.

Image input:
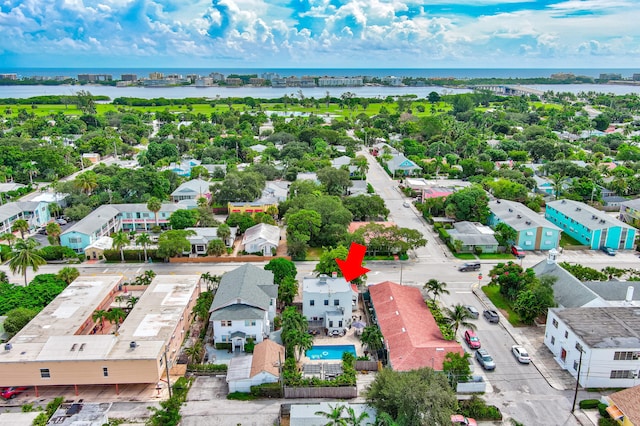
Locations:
149;72;164;80
120;74;137;81
78;74;112;82
0;73;17;80
599;73;622;81
209;72;225;81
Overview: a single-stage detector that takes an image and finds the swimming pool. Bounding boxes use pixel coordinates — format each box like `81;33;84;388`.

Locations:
305;345;357;360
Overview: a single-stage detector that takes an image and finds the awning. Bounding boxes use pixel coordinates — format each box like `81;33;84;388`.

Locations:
230;331;247;339
606;405;624;420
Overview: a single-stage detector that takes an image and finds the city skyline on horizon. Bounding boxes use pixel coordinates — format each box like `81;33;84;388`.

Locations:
1;1;639;69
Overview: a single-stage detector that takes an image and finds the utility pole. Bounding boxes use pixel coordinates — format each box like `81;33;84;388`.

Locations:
571;346;584;412
164;345;173;399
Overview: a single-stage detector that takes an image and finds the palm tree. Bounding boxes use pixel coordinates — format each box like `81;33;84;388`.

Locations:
11;219;29;239
135;233;152;262
92;309;108;330
375;412;399;426
0;232;16;249
8;237;46;286
75;171;98;195
126;296;140;311
48;203;62;219
146;197;162;227
56;266;79;285
293;330;313;362
352;155;369;180
550;173;568;200
184;341;204;364
106;308;126;335
444;304;477;335
111;231;129;262
315;404;347;426
345;406;369;426
46;222;62;245
216;223;231;246
20;161;38;185
423;279;450;302
360;325;384;353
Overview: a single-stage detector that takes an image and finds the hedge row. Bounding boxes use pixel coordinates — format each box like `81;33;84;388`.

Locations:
103;249;163;262
250;382;282;398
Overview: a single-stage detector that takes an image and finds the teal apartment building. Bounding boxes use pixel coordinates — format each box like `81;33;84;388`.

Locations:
489;199;561;250
545;199;637;250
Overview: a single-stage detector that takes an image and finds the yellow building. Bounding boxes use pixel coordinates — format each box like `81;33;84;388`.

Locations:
607;384;640;425
0;275;200;395
228;201;277;215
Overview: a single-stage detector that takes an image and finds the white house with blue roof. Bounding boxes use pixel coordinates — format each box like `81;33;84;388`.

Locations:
208;264;277;352
385;153;421;176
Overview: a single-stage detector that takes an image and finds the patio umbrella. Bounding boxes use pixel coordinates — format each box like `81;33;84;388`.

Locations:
352;321;366;329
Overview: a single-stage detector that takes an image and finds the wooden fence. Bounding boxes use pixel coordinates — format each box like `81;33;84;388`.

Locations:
355;360;379;371
170;255;291;263
284;386;357;399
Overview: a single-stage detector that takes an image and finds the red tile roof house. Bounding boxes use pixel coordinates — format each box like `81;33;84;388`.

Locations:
368;281;463;371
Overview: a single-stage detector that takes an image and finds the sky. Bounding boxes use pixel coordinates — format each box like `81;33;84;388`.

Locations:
1;0;639;69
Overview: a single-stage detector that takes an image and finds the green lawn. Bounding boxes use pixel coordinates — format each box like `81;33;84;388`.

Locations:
453;253;477;260
478;253;515;260
481;284;523;326
559;233;583;247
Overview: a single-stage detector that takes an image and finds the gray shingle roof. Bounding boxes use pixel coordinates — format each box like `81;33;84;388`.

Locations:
448;221;498;246
532;259;600;308
546;199;633;230
209;304;264;321
583;281;640;302
209;264;276;313
552;307;640;348
621;198;640;211
241;223;280;246
490;199;561;232
170;179;211;196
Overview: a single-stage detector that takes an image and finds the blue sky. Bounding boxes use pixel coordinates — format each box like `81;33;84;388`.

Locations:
1;0;639;68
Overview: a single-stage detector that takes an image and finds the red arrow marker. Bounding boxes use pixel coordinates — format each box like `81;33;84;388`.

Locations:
336;243;371;282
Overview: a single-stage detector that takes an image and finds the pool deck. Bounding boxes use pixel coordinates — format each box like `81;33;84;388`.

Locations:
300;304;367;365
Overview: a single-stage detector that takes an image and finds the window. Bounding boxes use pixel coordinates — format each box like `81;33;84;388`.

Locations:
564;331;568;338
310;300;315;306
546;231;553;236
614;351;638;361
526;231;533;236
40;369;50;379
244;320;256;326
103;367;109;377
324;300;329;306
221;320;232;327
338;321;343;327
551;336;555;345
552;319;558;328
69;237;82;243
524;241;532;246
610;370;634;379
334;299;340;306
573;360;578;371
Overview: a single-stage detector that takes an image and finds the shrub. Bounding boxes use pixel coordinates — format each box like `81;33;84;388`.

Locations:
103;249;161;262
187;364;228;373
38;246;78;261
598;403;609;418
599;418;619;426
459;396;503;421
579;399;600;410
250;382;282;398
215;343;232;351
227;392;256;400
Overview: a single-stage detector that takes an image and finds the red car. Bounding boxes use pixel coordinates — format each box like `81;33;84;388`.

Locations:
451;414;478;426
1;386;28;399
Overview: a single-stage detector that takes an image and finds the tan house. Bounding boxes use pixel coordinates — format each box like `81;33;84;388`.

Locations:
0;275;200;395
83;236;113;261
226;339;285;393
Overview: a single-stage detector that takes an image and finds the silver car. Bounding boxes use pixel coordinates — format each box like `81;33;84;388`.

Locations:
475;348;496;371
512;345;531;364
464;305;479;319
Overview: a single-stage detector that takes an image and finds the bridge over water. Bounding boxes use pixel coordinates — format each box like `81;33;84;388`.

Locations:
471;85;545;96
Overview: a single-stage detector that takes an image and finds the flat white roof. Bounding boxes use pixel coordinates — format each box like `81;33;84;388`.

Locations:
1;275;200;363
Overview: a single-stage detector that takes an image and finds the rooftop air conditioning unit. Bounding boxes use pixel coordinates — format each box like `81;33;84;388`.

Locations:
130;341;137;349
4;343;12;351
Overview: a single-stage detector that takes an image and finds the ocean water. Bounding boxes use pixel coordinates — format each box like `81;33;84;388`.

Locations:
1;67;639;79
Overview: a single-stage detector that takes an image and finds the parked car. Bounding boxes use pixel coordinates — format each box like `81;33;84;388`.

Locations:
511;245;525;258
458;262;481;272
1;386;28;399
475;349;496;371
464;305;479;319
451;414;478;426
56;218;68;225
483;310;499;323
403;201;410;208
36;227;47;235
512;345;531;364
601;246;616;256
464;330;481;349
